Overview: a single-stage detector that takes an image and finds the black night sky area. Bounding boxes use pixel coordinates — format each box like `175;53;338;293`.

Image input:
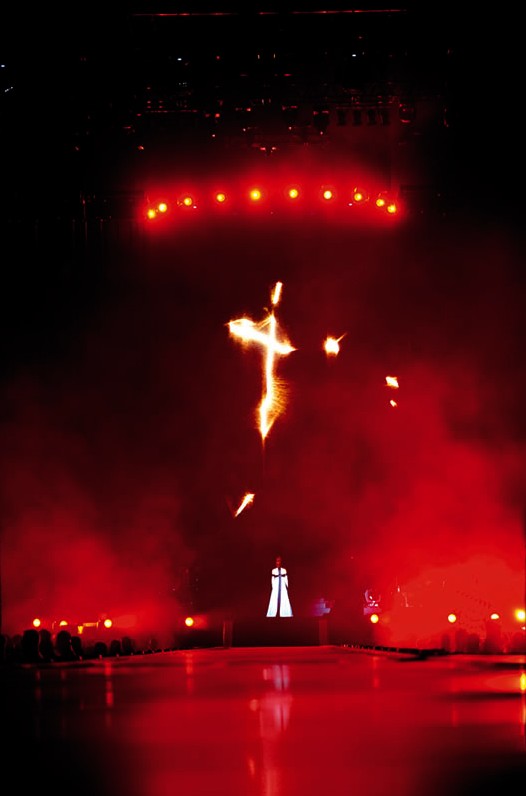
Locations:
1;4;525;642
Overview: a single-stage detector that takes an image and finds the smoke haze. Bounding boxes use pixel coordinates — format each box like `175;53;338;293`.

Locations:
1;211;525;638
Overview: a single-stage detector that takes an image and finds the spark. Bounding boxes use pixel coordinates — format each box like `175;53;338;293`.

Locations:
271;281;282;305
228;281;296;440
386;375;399;408
324;334;345;356
234;492;255;517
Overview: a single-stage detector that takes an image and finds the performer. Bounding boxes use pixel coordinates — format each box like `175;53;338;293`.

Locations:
266;556;293;617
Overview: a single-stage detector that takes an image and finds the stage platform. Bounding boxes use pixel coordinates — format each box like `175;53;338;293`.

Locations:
175;615;364;649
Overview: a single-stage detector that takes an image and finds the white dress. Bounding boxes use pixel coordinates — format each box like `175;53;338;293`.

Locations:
266;566;293;617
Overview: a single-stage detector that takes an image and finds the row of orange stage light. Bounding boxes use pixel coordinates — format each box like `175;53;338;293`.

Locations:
367;606;526;627
32;616;114;635
144;183;401;221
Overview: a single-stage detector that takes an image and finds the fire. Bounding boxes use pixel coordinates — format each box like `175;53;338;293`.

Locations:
234;492;255;517
271;281;283;305
324;334;345;356
386;375;399;407
228;281;296;440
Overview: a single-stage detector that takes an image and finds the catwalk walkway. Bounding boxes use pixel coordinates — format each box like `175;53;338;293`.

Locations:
3;641;526;796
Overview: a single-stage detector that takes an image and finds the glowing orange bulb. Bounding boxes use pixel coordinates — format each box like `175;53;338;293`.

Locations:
182;195;193;207
322;189;333;201
447;613;457;624
215;192;226;203
386;202;398;214
32;617;42;628
369;613;380;624
158;202;168;214
249;188;262;202
184;616;195;628
287;187;299;199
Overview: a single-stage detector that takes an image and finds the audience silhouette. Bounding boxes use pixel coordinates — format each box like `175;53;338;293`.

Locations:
55;629;81;662
20;628;44;663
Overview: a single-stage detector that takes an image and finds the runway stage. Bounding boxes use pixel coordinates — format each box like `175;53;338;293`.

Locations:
3;643;525;796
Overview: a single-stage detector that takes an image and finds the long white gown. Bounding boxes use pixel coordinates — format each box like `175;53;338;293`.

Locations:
266;566;293;617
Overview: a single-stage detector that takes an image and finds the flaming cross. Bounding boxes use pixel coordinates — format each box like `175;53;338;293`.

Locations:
228;281;296;441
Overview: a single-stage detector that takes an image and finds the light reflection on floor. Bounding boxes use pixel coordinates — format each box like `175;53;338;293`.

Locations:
3;647;526;796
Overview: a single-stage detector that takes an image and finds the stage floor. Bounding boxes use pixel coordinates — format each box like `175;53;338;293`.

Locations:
3;645;526;796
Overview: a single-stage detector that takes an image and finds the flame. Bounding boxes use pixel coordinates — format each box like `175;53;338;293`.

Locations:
228;282;295;440
324;334;345;356
386;375;399;407
234;492;255;517
271;281;283;306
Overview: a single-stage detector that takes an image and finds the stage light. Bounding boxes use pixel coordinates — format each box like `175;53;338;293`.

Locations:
375;193;399;215
286;186;300;200
141;179;402;224
352;188;368;204
146;200;169;220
